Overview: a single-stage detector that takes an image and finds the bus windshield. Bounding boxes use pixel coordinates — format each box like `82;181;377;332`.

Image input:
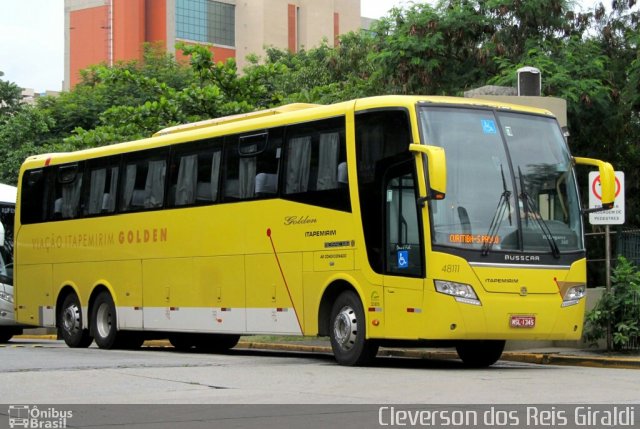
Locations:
420;105;583;254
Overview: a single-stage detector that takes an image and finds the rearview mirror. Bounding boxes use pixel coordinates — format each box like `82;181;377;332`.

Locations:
409;144;446;201
573;157;615;209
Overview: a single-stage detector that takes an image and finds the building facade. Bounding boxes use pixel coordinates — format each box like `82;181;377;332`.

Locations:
20;88;61;105
64;0;361;89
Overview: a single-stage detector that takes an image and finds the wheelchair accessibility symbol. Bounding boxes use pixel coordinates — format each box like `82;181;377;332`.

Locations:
481;119;497;134
397;250;409;269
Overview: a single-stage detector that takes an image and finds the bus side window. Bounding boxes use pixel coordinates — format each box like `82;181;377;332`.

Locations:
224;129;281;201
285;135;312;193
283;116;349;211
168;140;222;207
84;159;119;216
120;150;167;212
52;163;84;220
255;130;281;198
20;169;47;224
316;132;341;190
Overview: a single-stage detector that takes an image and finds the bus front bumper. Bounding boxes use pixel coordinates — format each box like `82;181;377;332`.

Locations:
419;289;586;341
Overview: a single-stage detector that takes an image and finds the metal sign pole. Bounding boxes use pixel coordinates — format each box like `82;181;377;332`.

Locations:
588;171;624;352
605;224;612;351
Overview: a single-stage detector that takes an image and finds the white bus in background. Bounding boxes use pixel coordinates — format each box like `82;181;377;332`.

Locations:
0;184;21;342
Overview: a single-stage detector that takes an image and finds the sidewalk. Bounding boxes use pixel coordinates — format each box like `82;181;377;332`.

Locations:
15;334;640;369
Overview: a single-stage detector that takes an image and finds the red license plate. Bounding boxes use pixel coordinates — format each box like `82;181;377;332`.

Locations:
510;315;536;328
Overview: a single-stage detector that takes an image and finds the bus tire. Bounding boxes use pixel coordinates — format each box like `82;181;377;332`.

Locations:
118;332;145;349
329;290;378;366
0;328;14;343
195;334;240;352
456;340;505;368
169;333;196;351
91;291;120;349
59;293;93;348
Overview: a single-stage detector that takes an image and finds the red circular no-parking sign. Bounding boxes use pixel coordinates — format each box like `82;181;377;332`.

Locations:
592;175;621;201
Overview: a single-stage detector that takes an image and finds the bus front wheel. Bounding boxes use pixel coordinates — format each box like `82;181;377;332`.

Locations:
329;290;378;366
59;293;93;348
456;340;505;368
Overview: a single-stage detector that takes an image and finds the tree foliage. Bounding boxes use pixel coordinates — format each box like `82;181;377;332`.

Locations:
0;71;23;122
584;256;640;350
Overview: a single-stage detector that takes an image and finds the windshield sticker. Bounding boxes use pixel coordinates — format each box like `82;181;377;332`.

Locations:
504;126;514;136
397;250;409;269
449;234;500;245
481;119;497;134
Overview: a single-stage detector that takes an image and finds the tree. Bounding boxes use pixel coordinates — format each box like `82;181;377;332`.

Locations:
0;71;23;122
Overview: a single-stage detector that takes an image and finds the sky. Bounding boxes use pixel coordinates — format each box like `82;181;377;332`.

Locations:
0;0;606;93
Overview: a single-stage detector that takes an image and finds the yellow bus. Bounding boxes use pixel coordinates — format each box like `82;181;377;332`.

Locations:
14;96;615;366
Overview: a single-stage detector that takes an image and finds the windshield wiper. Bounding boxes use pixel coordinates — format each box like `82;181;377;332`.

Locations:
518;167;560;258
481;165;511;256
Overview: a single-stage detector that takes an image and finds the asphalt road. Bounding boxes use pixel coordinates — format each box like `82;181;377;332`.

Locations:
1;339;639;405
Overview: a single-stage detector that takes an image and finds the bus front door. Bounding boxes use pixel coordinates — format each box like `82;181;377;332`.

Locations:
382;162;425;340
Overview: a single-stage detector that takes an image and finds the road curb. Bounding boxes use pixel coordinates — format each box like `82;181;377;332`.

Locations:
500;351;640;370
235;342;640;370
18;335;58;340
15;336;640;369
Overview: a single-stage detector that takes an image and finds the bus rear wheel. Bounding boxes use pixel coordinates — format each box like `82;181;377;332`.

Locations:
91;291;127;349
329;290;378;366
456;340;505;368
59;293;93;348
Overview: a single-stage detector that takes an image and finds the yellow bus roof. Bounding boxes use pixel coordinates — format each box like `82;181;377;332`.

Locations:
153;103;320;137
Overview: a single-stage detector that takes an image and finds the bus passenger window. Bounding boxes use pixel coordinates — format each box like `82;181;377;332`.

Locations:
53;164;83;220
285;136;312;193
84;165;118;215
282;117;349;211
199;151;221;202
256;131;281;199
285;132;342;193
316;132;341;190
120;154;167;211
174;154;198;205
20;169;46;224
224;130;281;201
170;147;221;207
224;138;255;200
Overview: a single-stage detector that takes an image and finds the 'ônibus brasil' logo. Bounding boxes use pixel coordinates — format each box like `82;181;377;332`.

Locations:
8;405;73;428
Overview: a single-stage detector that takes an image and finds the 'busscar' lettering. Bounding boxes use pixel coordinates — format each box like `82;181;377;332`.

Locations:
504;255;540;262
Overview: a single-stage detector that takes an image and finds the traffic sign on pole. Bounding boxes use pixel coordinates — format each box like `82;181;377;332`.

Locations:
588;171;625;225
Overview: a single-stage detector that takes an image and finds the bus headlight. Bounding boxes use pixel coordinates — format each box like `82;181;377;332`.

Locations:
434;280;481;306
562;284;586;307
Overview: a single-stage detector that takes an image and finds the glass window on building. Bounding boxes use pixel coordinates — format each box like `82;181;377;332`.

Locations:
176;0;235;47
